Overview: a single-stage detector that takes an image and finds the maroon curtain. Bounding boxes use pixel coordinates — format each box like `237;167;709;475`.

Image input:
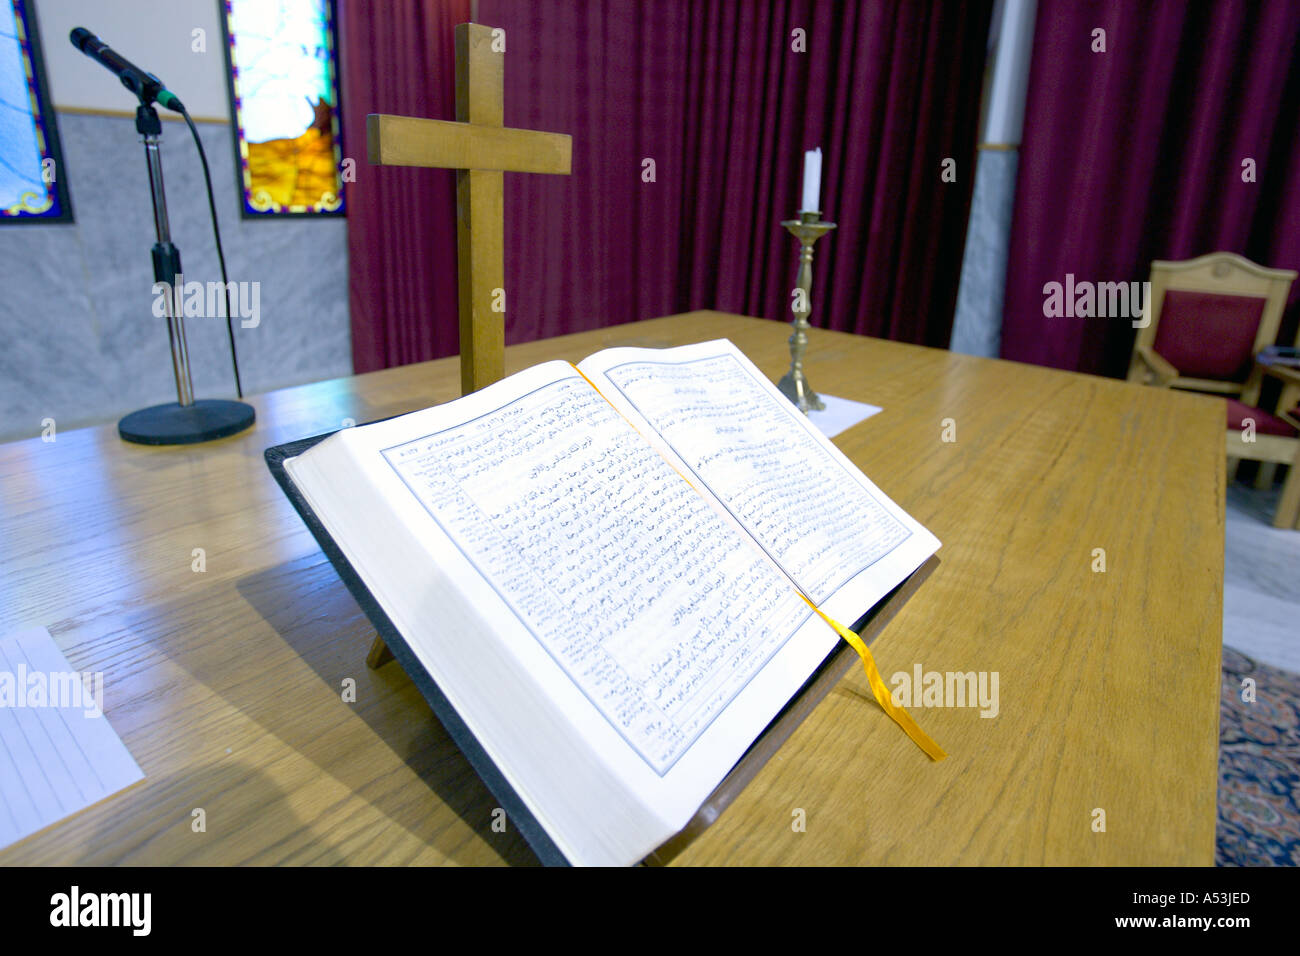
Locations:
342;0;990;370
339;0;471;372
1000;0;1300;377
807;0;991;345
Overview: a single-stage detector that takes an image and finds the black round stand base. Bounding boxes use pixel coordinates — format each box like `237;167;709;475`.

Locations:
118;399;256;445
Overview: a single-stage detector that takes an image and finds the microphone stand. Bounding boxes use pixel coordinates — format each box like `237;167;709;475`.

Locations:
117;101;255;445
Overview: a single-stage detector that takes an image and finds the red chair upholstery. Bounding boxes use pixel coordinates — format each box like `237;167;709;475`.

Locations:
1151;290;1265;381
1226;398;1298;437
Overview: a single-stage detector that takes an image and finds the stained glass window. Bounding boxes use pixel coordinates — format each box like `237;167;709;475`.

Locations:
0;0;72;223
220;0;344;216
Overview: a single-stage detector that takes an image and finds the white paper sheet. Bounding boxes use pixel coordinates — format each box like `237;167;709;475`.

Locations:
807;394;883;438
0;627;143;850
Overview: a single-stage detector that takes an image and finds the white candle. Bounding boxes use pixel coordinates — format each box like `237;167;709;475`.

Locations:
801;148;822;212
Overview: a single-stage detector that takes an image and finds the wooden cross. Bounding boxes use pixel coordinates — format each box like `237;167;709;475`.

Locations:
367;22;572;395
364;22;571;670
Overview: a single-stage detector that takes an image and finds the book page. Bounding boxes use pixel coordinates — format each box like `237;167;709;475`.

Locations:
377;372;813;775
285;361;840;864
581;340;940;628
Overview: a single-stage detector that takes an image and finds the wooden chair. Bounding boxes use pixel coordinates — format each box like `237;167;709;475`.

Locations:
1126;252;1299;527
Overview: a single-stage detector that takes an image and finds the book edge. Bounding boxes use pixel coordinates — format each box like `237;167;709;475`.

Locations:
266;433;573;867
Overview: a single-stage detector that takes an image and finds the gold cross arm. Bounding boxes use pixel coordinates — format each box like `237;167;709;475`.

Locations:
366;115;571;175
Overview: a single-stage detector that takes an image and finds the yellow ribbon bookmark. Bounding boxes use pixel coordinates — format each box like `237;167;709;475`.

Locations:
800;596;947;761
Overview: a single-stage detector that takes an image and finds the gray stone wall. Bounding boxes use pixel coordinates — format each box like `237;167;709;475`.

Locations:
949;148;1019;358
0;112;351;442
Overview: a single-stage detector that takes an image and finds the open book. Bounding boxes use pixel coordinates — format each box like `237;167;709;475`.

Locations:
274;339;940;866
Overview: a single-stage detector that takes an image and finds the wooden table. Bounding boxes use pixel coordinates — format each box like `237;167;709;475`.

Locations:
0;311;1224;865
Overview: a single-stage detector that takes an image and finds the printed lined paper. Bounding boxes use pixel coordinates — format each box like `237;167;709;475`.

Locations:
0;627;143;850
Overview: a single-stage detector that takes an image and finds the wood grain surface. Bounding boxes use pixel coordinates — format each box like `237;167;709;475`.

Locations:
0;312;1224;865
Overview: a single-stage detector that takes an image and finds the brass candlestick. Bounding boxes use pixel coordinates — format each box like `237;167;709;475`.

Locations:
778;210;836;413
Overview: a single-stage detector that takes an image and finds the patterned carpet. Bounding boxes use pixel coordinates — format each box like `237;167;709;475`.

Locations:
1217;646;1300;865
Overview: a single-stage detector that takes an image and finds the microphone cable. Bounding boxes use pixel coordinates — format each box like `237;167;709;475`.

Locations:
176;105;244;399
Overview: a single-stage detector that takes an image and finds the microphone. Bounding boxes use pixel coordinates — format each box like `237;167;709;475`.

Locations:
69;27;184;112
